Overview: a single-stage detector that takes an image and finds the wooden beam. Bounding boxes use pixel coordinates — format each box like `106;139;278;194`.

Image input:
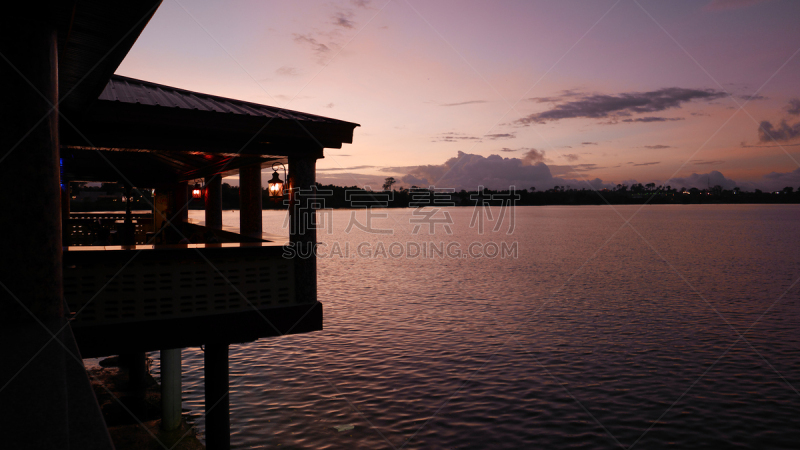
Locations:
72;303;323;358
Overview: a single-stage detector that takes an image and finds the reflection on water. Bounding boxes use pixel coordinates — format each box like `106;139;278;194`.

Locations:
149;205;800;449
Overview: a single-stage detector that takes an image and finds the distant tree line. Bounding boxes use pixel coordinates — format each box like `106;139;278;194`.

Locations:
303;182;800;208
68;180;800;211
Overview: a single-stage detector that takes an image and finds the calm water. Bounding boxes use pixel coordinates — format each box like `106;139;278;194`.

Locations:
157;205;800;449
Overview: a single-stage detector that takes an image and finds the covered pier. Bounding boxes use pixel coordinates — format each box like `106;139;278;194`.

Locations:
0;2;358;449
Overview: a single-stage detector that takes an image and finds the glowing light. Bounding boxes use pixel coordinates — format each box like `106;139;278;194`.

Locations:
268;170;284;198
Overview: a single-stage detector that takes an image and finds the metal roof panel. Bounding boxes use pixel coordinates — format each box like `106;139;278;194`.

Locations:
99;75;358;127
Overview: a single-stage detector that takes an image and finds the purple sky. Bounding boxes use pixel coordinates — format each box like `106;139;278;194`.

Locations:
117;0;800;191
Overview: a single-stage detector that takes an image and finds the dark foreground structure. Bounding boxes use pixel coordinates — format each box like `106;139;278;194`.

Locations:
0;2;357;449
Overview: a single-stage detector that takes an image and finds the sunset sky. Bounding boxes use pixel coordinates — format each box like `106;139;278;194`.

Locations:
116;0;800;191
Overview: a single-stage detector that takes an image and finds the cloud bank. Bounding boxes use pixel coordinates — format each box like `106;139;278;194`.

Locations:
667;171;738;190
333;11;355;29
433;132;481;143
276;66;300;76
486;133;516;140
317;165;375;172
756;98;800;142
760;167;800;191
664;169;800;192
622;117;685;123
293;34;330;57
516;88;724;125
787;98;800;115
399;151;611;191
758;100;800;142
315;152;799;194
441;100;487;107
758;120;800;142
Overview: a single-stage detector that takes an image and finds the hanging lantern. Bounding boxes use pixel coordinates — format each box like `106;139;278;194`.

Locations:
192;183;203;199
268;170;284;198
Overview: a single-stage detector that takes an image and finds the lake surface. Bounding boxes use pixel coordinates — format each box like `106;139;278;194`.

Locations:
157;205;800;449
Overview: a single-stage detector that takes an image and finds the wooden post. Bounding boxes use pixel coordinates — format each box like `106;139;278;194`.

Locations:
162;182;189;244
204;343;230;450
288;156;317;303
175;181;189;224
122;185;135;245
0;13;70;448
61;179;70;247
239;164;262;239
205;175;223;231
0;7;63;324
161;348;182;431
123;352;148;390
122;351;148;419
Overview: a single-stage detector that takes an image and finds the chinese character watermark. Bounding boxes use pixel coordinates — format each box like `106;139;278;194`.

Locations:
344;189;394;235
469;186;519;235
282;185;334;235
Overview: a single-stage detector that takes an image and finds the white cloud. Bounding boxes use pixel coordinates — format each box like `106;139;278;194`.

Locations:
399;151;613;191
667;170;738;190
756;167;800;191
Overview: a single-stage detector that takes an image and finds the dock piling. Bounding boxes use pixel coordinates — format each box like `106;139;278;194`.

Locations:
161;348;182;431
204;343;230;449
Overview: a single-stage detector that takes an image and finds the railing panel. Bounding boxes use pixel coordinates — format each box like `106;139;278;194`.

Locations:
67;212;154;245
64;244;295;326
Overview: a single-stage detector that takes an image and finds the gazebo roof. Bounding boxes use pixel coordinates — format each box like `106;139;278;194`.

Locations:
100;75;352;126
61;77;359;186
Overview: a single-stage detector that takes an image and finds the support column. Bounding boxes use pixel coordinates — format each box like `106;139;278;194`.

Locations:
122;185;135;245
239;164;262;239
205;175;223;230
205;343;230;450
288;156;317;303
0;12;70;448
123;352;148;390
164;182;189;244
0;6;62;324
121;351;148;419
61;180;70;246
161;348;182;431
174;181;189;224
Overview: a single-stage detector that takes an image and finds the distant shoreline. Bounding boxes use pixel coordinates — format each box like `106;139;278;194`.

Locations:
71;200;800;213
68;182;800;212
